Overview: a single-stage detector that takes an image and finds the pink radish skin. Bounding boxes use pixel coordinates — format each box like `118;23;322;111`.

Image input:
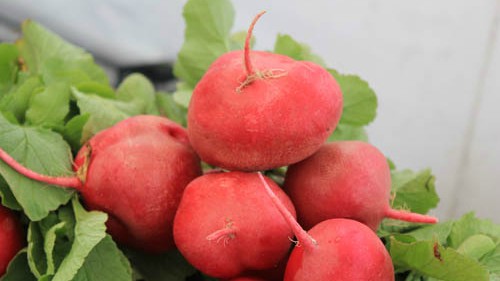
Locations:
187;12;343;171
224;253;289;281
257;173;395;281
173;172;296;279
0;205;24;276
283;141;438;231
0;115;202;253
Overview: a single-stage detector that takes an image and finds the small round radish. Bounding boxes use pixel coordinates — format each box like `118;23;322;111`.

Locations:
187;12;343;171
0;205;24;276
284;219;395;281
173;171;295;279
257;173;394;281
283;141;438;231
0;115;202;253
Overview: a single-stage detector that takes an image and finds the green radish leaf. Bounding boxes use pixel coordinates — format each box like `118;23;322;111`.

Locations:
448;213;500;249
404;221;455;245
329;69;378;126
27;222;46;278
0;250;37;281
50;198;108;281
0;114;74;221
456;234;496;261
390;169;439;215
124;249;196;281
75;82;115;99
17;20;108;85
116;73;158;115
73;73;159;141
41;58;107;86
172;82;193;109
0;175;21;210
156;92;188;127
0;43;19;95
389;237;490;281
174;0;235;87
72;236;133;281
328;123;368;142
25;83;71;128
71;88;137;141
61;113;90;152
273;33;326;66
481;244;500;280
0;75;43;123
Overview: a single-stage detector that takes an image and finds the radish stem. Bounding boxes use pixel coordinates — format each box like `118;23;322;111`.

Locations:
257;172;317;250
0;148;81;188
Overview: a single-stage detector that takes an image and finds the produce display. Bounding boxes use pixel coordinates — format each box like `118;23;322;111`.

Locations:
0;0;499;280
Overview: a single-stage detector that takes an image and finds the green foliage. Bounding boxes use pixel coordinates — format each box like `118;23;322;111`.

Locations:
173;0;235;88
389;237;490;281
0;114;74;220
0;44;19;95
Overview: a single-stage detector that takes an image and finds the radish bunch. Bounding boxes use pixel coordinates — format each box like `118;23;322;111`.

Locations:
0;11;441;281
172;12;438;281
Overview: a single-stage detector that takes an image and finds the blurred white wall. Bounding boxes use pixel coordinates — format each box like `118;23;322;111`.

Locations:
0;0;499;222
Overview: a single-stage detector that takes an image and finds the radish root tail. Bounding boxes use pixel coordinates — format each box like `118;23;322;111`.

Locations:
385;208;438;224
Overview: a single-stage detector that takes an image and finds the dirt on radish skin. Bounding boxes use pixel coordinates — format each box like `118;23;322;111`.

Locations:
0;205;24;276
0;115;202;253
173;171;296;279
283;141;437;231
187;13;343;171
284;219;395;281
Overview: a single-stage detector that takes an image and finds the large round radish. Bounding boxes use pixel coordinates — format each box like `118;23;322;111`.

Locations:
257;173;394;281
173;171;295;279
283;141;437;231
0;115;202;253
0;205;24;276
187;12;343;171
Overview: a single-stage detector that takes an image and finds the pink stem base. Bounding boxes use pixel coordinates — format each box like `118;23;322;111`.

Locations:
0;148;81;189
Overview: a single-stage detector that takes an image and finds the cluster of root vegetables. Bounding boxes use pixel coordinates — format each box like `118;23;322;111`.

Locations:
0;13;438;281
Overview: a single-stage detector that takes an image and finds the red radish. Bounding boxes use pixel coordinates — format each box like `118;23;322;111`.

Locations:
173;171;295;279
283;141;438;231
0;115;202;253
0;205;24;276
257;173;395;281
284;219;394;280
187;12;343;171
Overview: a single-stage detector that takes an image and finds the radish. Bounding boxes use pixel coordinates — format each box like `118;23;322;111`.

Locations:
187;12;343;171
283;141;438;231
0;204;24;276
257;173;395;281
0;115;202;253
173;171;295;279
